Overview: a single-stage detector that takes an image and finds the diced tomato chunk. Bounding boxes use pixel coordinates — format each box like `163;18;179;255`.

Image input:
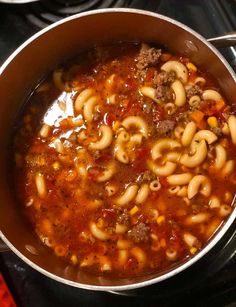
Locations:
136;146;149;159
159;177;170;189
124;257;138;271
152;105;165;123
131;161;147;173
104;112;116;126
46;189;58;205
88;167;103;181
124;101;142;117
200;99;225;116
125;77;138;91
95;152;112;163
145;67;156;82
102;208;116;224
188;70;197;82
179;56;190;64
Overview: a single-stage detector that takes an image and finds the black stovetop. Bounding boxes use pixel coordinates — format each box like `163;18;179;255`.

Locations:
1;1;236;306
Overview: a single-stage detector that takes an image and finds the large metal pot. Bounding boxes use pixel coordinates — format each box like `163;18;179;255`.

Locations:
0;8;236;291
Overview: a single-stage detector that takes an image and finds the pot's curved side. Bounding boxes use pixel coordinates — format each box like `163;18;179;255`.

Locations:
0;9;236;291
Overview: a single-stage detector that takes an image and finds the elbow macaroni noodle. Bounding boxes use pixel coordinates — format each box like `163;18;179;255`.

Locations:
161;60;188;83
171;80;186;107
122;116;148;138
114;184;139;206
89;125;113;150
180;140;207;168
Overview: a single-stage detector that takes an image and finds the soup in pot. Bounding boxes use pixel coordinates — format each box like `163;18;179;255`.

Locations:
13;43;236;277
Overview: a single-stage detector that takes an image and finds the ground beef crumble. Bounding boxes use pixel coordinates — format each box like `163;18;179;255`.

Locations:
186;85;203;99
156;119;176;136
117;209;130;226
210;127;222;137
176;111;190;124
127;222;150;243
136;47;162;71
153;71;176;86
155;85;174;102
137;170;156;183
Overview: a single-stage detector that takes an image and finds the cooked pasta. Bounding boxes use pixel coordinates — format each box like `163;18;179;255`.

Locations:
135;184;150;204
214;144;227;169
74;88;94;113
114;184;139;206
13;42;235;278
228;115;236;144
161;60;188;83
167;173;192;186
181;121;197;147
139;86;159;103
114;130;130;164
180;140;207;167
122;116;148;138
188;175;211;199
202;89;222;101
89;125;113;150
171;80;186;107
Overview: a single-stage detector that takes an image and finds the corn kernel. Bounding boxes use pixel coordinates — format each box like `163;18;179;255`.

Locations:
159;238;166;248
190;247;197;255
207;116;218;127
52;161;60;170
186;62;197;72
112;121;120;131
71;254;78;265
129;205;139;216
156;215;165;225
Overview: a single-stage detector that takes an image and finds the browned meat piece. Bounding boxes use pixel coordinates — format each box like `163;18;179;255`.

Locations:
91;150;101;160
176;111;190;124
153;71;176;86
155;85;173;102
210;127;222;137
93;112;101;122
186;85;203;99
127;222;150;243
138;96;153;114
156;120;176;136
136;48;162;71
137;170;156;183
117;209;130;226
142;101;152;114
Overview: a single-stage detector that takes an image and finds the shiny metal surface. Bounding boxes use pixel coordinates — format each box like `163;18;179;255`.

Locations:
0;239;9;252
0;8;236;291
0;0;38;3
208;33;236;48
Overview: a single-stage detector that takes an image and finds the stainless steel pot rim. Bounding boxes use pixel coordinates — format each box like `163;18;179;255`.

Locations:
0;8;236;291
0;0;38;3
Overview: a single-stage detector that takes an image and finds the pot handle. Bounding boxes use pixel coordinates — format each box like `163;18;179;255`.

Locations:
0;239;10;253
207;33;236;48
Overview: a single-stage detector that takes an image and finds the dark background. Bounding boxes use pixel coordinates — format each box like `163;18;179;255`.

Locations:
0;1;236;306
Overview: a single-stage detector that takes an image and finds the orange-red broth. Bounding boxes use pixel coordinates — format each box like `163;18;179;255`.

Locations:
13;43;235;278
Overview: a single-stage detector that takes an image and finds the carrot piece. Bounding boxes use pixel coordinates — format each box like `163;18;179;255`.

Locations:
198;118;207;129
215;99;225;111
190;110;204;123
66;169;77;182
145;67;156;82
190;111;206;129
